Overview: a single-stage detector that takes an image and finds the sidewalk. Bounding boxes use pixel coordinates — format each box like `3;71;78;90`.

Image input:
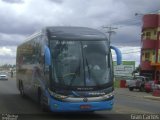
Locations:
115;88;160;101
143;95;160;101
144;90;160;101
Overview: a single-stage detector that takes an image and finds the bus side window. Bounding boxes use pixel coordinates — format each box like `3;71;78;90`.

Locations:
31;36;42;64
32;37;40;64
21;40;37;65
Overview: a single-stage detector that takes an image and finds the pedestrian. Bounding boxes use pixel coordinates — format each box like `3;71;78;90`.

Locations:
11;70;13;78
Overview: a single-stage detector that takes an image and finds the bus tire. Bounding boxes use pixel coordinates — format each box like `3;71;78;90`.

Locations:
39;90;49;112
19;81;25;97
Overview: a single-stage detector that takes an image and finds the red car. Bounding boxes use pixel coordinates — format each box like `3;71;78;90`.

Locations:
144;81;154;93
145;81;160;93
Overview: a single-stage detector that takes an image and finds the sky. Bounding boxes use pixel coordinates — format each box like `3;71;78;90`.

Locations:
0;0;160;66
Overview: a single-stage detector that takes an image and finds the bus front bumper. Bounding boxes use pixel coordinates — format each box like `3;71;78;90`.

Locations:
49;98;114;112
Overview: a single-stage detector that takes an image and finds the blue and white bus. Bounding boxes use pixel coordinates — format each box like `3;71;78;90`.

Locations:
16;26;121;112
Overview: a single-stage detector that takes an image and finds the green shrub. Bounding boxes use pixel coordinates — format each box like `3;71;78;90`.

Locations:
114;80;120;88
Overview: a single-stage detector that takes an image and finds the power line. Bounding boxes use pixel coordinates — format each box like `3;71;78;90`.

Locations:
121;48;140;51
111;44;141;50
111;40;141;43
112;45;141;50
110;9;160;28
149;9;160;13
135;9;160;16
122;51;140;54
111;48;140;54
113;19;142;27
112;51;140;56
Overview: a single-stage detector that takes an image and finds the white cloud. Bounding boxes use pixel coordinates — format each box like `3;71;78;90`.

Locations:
0;47;16;57
0;46;16;65
112;46;140;66
0;0;159;65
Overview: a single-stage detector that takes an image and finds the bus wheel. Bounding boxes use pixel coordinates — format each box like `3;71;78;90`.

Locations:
19;81;25;97
39;92;49;112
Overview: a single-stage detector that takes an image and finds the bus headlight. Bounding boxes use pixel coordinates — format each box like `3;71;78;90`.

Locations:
49;90;68;99
103;91;114;99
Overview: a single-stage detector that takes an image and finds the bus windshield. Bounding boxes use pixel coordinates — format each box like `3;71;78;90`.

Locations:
50;40;111;89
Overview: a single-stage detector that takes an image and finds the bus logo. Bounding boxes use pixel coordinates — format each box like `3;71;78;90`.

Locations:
83;97;88;102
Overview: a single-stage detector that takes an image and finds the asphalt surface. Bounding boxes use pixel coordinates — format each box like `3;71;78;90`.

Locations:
0;77;160;120
114;89;160;113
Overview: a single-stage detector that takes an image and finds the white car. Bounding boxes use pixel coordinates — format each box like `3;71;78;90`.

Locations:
125;77;135;87
0;72;8;80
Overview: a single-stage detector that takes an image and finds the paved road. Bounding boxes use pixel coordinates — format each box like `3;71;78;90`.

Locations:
0;78;159;120
114;88;160;113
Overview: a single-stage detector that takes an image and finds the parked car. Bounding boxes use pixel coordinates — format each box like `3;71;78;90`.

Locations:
0;72;8;80
145;81;160;93
125;77;135;87
144;81;154;93
128;76;150;92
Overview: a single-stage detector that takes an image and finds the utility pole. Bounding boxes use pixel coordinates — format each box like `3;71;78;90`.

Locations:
102;26;118;43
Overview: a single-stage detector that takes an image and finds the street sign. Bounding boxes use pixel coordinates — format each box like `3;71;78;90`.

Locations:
113;61;135;77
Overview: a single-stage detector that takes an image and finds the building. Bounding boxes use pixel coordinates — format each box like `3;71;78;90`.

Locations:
140;12;160;81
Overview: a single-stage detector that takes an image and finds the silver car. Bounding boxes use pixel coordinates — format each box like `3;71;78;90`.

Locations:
128;76;150;91
0;72;8;80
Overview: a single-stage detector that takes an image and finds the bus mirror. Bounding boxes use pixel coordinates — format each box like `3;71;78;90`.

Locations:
110;46;122;65
45;45;51;65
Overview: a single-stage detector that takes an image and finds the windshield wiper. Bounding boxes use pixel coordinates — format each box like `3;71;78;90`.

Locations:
85;57;100;86
85;57;91;79
69;63;81;86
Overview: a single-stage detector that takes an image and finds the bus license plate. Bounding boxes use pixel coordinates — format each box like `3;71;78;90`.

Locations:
80;105;91;109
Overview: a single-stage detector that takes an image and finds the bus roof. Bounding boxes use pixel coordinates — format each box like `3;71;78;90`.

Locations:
46;26;108;41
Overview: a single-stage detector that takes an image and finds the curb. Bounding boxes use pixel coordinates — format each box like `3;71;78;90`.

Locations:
143;96;160;101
